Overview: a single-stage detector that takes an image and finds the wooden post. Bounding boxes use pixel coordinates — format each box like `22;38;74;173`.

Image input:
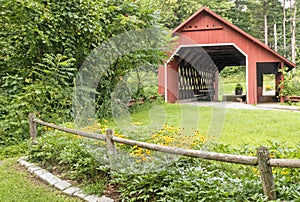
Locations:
28;113;37;143
257;146;277;200
106;129;116;155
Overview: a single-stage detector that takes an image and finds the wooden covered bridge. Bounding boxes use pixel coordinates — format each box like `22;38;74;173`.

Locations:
158;7;295;104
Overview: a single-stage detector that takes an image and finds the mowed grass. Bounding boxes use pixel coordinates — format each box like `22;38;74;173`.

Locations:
219;75;246;95
0;157;82;202
219;74;275;96
128;103;300;147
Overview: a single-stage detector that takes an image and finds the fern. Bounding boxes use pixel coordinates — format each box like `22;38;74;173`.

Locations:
0;54;77;145
32;53;77;86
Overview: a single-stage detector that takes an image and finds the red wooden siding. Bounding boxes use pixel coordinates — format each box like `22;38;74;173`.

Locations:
159;7;295;104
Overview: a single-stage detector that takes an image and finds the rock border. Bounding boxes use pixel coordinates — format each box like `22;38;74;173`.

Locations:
17;156;114;202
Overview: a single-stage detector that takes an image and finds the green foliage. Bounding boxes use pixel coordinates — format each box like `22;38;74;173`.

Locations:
1;0;169;145
153;0;234;29
0;142;29;160
95;47;169;119
28;124;299;200
0;54;76;145
0;0;104;71
28;129;109;194
279;67;300;97
235;83;243;95
112;142;299;201
153;0;201;29
220;66;246;78
1;0;103;145
235;83;243;90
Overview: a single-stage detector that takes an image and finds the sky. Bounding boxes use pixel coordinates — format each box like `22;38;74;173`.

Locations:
279;0;296;8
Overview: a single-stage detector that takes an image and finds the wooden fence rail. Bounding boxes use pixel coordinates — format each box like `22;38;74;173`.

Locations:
28;113;300;201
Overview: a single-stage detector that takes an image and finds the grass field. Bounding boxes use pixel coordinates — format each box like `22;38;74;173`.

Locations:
0;157;82;202
125;103;300;147
219;74;276;96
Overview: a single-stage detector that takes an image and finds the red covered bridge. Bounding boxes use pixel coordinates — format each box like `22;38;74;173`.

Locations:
158;7;295;104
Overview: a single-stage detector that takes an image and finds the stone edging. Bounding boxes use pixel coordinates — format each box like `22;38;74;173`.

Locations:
17;156;114;202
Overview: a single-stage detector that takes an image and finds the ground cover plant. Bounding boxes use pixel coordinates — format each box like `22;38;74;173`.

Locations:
28;105;300;201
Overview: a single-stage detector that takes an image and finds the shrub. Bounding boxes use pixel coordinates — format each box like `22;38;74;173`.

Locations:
0;142;29;160
279;67;300;96
112;142;299;201
0;54;76;146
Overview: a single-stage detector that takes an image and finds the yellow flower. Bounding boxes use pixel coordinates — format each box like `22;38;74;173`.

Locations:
114;133;125;138
73;135;82;139
132;121;142;125
43;126;53;131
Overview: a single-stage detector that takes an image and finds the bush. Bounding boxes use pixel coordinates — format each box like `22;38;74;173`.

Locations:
279;68;300;97
220;66;246;78
112;142;299;201
0;142;29;160
0;54;76;146
28;128;109;195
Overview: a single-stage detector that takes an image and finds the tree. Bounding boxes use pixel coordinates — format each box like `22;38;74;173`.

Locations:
283;0;287;56
0;0;169;145
291;0;297;63
153;0;235;29
263;0;269;45
153;0;201;29
229;0;252;33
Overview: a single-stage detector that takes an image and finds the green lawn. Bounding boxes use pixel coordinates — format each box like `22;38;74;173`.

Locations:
0;157;82;202
219;74;275;96
219;75;246;95
126;103;300;147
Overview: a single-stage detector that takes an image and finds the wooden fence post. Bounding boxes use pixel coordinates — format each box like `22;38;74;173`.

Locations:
106;129;116;155
28;113;37;144
257;146;277;200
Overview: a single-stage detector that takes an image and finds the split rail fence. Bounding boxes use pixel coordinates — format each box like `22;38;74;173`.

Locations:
28;113;300;201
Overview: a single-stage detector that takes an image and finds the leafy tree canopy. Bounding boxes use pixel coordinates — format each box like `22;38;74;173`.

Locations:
0;0;170;145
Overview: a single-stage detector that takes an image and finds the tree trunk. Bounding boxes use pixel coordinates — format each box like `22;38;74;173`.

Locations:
274;23;278;52
264;14;268;46
263;0;268;46
136;68;142;96
291;0;297;64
